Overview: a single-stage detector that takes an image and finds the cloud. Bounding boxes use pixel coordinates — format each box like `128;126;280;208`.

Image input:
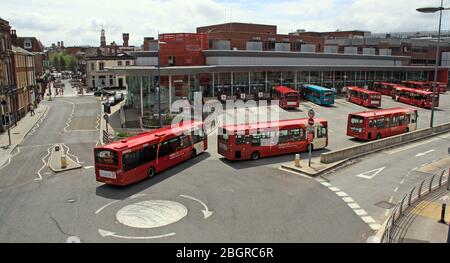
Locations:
1;0;448;47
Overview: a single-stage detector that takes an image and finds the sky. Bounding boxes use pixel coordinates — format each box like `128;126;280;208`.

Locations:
1;0;449;47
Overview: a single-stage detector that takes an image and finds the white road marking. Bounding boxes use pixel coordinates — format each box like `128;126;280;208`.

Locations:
361;216;377;224
36;146;52;181
354;209;368;216
180;195;214;219
116;200;188;228
321;182;331;187
348;203;360;209
385;209;390;217
400;179;405;185
329;187;340;192
342;197;355;203
389;196;394;203
415;149;435;157
95;200;121;215
84;166;94;169
355;167;386;180
66;236;81;243
386;136;444;155
369;224;382;231
98;229;176;240
129;194;147;200
394;187;399;193
336;191;348;197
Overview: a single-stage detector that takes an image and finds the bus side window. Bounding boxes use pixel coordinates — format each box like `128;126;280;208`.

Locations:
180;135;192;149
143;145;157;162
158;141;170;157
278;130;289;144
251;133;261;147
290;129;302;142
317;127;327;138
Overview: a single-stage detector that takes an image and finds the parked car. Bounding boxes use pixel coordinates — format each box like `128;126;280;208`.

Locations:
114;92;125;103
94;89;116;97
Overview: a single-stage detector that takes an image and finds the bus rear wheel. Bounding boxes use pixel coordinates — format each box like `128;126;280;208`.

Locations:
251;151;260;160
376;133;382;140
191;149;197;158
405;127;409;133
147;167;156;178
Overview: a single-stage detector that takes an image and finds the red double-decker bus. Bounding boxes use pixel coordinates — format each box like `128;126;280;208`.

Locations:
346;86;382;108
218;118;328;161
393;86;439;109
428;81;447;93
272;86;300;109
371;82;401;96
94;121;207;186
347;108;418;141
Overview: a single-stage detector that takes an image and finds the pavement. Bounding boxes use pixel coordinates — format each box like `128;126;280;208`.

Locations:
280;157;348;177
0;103;49;168
396;187;450;243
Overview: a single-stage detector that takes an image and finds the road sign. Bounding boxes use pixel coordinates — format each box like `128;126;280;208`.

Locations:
308;109;315;119
103;113;109;121
308;118;314;126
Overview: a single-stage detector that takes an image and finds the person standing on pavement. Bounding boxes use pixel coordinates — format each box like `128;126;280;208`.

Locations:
29;103;35;116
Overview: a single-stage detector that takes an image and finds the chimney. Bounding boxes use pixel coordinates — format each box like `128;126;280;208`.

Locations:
10;29;17;46
61;41;64;48
57;41;61;48
123;33;129;47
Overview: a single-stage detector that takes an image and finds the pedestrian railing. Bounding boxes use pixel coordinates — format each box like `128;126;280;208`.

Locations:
380;169;449;243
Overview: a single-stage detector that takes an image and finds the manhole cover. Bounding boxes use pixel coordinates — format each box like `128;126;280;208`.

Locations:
375;201;395;209
116;200;188;229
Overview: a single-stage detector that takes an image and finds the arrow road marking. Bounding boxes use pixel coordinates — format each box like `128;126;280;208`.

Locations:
355;167;386;180
98;229;176;240
415;149;435;157
180;195;214;219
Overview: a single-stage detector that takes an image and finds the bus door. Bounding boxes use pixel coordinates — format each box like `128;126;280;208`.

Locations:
313;124;327;149
408;112;417;131
389;114;404;135
192;127;207;155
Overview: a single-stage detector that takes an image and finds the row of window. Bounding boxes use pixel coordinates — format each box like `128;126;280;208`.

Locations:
228;127;327;147
90;61;131;71
368;114;414;129
395;91;434;100
122;132;206;171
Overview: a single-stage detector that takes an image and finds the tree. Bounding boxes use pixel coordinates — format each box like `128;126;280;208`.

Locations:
59;56;66;71
52;56;60;71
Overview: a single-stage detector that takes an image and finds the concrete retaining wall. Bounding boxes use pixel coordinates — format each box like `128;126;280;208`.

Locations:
321;122;450;164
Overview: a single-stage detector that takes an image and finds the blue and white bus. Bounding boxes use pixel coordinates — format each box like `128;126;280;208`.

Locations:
302;85;335;106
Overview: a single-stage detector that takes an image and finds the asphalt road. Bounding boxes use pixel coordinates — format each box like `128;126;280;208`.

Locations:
0;85;449;243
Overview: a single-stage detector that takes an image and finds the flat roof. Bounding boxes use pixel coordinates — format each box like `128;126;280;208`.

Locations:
202;50;411;61
304;85;334;91
351;107;417;117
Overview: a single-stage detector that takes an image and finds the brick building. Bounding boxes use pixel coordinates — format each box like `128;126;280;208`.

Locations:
197;22;324;53
0;18;15;132
12;45;35;119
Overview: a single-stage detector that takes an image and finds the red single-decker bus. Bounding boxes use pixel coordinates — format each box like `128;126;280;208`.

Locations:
272;86;300;109
347;108;418;141
393;86;439;109
371;82;401;96
94;121;207;186
346;86;382;108
218;118;328;161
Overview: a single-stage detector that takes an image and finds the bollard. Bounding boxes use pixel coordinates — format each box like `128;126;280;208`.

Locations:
440;204;447;224
294;154;301;168
61;155;67;169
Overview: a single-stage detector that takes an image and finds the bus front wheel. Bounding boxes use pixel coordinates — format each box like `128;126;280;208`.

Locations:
147;167;156;178
251;151;260;160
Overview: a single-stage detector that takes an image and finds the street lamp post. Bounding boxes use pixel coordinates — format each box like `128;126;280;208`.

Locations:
156;39;166;128
417;1;450;128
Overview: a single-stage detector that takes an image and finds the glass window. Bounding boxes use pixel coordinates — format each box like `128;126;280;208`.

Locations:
158;141;170;157
118;61;123;66
350;116;364;125
94;149;118;165
317;127;327;138
180;135;192;148
123;150;142;171
290;128;304;141
251;134;261;147
143;145;157;162
236;135;248;145
278;130;289;144
168;137;181;154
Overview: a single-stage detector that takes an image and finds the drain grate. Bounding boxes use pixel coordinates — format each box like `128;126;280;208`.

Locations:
375;201;395;209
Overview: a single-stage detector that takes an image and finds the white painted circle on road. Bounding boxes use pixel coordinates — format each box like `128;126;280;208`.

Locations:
116;200;187;229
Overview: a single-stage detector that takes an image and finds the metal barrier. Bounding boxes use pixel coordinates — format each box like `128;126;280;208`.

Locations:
379;169;449;243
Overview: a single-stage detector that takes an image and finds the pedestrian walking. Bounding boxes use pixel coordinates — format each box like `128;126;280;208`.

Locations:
29;103;35;116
